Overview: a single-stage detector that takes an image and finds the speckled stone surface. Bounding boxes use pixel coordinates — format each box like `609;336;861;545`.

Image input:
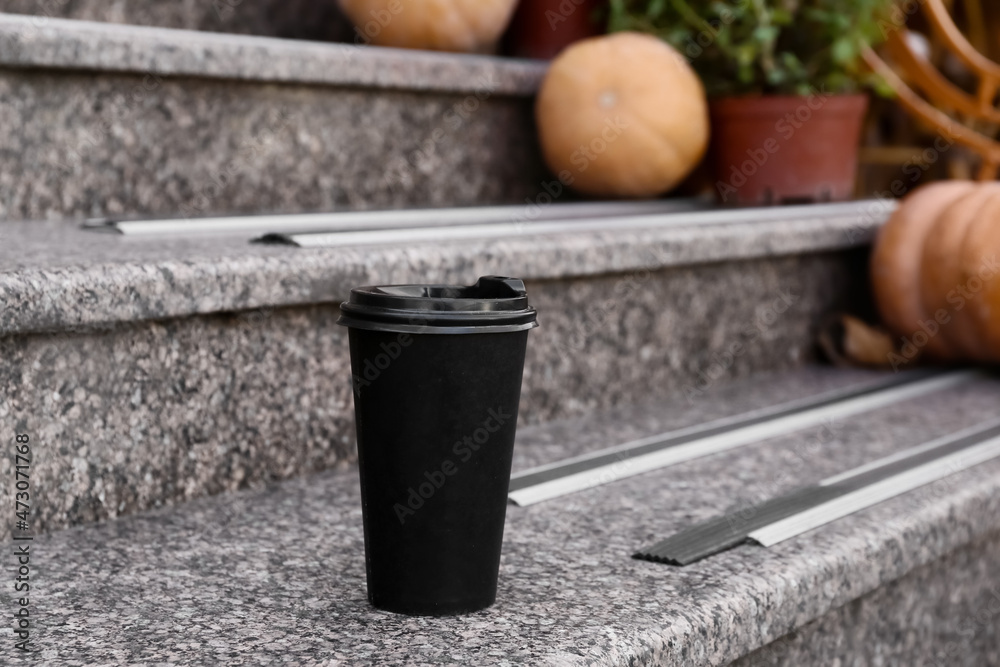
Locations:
732;533;1000;666
522;252;865;421
18;368;1000;665
0;14;546;222
0;211;880;335
0;0;357;43
0;64;545;222
0;305;355;540
0;251;865;538
0;14;544;93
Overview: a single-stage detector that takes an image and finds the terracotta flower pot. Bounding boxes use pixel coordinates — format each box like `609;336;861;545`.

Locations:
709;93;869;205
502;0;605;60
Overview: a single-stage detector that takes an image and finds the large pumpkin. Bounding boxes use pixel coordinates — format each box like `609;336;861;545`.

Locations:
534;32;709;198
871;181;1000;362
338;0;518;53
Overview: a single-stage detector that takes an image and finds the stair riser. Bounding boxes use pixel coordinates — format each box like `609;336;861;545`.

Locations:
0;250;865;538
733;534;1000;667
0;68;545;221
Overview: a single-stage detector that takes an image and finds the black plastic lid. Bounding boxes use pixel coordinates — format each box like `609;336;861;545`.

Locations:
337;276;539;334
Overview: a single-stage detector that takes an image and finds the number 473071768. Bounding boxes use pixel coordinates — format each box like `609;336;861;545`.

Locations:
15;434;30;530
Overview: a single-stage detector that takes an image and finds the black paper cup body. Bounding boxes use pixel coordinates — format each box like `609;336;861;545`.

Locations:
338;277;538;616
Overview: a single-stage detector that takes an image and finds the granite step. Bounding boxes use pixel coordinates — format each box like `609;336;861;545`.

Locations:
0;0;357;42
0;14;547;222
0;202;885;539
16;365;1000;665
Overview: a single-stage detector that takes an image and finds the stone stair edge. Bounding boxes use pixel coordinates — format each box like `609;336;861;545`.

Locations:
19;371;1000;664
620;464;1000;666
0;210;883;337
0;12;546;95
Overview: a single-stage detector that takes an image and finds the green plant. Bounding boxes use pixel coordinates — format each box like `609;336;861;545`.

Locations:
608;0;894;96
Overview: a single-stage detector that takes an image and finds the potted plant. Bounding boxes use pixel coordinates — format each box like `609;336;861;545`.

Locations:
608;0;893;204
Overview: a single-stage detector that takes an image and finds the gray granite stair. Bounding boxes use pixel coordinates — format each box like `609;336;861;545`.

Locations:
0;0;356;42
20;365;1000;665
0;14;547;222
7;9;987;664
0;203;884;539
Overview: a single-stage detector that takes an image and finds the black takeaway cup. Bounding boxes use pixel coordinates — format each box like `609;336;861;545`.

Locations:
337;276;538;616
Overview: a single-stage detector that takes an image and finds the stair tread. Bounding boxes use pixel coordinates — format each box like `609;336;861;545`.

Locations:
0;13;545;94
1;203;884;336
24;366;1000;665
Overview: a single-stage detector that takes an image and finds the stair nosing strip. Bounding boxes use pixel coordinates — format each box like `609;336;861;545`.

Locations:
260;199;893;248
508;370;978;506
635;416;1000;564
100;199;706;237
749;433;1000;547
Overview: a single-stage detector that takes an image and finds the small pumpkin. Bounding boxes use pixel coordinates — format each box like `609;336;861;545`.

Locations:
871;181;1000;363
338;0;519;53
534;32;710;198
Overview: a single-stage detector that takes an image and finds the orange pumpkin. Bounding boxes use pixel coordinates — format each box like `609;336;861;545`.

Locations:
871;181;1000;363
534;32;710;198
338;0;518;53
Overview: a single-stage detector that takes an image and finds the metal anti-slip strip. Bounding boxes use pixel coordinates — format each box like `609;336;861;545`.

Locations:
507;370;976;506
634;416;1000;565
254;199;884;247
748;432;1000;547
86;199;705;236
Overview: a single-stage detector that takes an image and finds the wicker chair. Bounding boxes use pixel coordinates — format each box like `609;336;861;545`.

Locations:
863;0;1000;179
